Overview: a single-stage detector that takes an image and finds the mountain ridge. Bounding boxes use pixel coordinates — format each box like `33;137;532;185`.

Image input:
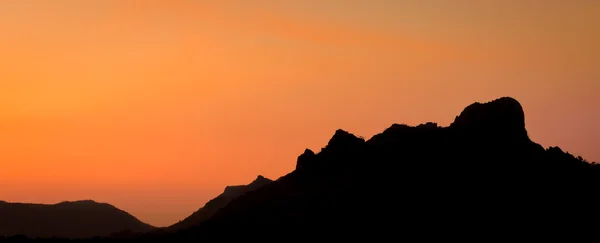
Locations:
171;96;599;239
165;175;273;232
2;97;597;241
0;200;154;239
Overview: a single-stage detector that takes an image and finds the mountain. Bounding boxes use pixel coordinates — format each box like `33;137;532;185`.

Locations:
166;175;273;231
164;97;599;240
2;96;597;242
0;200;154;239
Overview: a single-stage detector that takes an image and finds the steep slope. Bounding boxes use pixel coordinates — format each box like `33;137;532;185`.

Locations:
168;97;600;240
166;175;272;231
0;200;154;239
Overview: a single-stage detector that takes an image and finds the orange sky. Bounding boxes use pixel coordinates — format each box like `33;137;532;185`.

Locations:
0;1;599;227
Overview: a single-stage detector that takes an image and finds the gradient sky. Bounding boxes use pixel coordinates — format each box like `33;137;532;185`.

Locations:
0;1;598;227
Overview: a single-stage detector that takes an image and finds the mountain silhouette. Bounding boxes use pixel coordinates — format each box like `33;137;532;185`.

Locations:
1;97;597;242
0;200;154;239
166;175;272;231
163;97;598;240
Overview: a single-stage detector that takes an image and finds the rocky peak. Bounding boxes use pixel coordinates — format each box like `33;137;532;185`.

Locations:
296;148;317;171
253;175;267;183
326;129;365;150
451;97;527;138
223;175;273;197
249;175;273;187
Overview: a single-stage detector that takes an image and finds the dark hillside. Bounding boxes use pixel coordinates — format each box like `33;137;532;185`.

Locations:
178;97;599;239
0;200;154;239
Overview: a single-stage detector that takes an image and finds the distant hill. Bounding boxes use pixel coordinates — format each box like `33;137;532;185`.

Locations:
166;175;273;231
166;97;599;240
0;200;154;239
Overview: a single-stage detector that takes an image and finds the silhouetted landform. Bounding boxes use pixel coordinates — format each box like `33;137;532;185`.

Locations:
166;175;272;231
0;200;154;239
174;97;598;240
1;97;598;242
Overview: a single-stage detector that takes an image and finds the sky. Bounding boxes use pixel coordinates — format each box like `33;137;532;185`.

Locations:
0;1;598;227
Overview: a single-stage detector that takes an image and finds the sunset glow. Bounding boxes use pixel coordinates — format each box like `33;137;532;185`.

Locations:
0;1;599;226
